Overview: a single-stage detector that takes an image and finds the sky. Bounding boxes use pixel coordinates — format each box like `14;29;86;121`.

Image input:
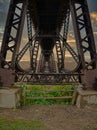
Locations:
0;0;97;61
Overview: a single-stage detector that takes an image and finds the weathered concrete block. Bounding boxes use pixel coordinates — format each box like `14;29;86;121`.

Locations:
76;89;97;108
81;69;97;89
0;68;15;87
0;88;20;108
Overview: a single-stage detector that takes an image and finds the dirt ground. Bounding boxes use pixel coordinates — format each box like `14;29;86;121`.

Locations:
0;105;97;130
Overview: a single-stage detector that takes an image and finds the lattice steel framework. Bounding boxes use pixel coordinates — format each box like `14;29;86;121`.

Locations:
0;0;96;86
0;0;27;69
70;0;97;70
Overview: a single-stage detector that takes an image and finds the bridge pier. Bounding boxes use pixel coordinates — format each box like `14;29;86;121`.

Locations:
76;88;97;108
0;88;20;108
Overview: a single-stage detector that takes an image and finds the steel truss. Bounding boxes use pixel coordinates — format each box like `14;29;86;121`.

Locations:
17;73;82;85
70;0;97;70
37;50;56;73
0;0;27;69
0;0;96;86
62;9;70;68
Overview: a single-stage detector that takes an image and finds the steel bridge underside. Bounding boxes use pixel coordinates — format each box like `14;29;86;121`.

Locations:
0;0;97;86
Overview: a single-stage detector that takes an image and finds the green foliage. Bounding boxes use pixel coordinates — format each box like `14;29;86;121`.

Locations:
20;85;75;105
0;118;47;130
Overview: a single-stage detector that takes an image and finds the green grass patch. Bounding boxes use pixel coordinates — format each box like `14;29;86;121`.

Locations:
25;99;71;105
20;85;75;105
23;85;74;91
0;118;48;130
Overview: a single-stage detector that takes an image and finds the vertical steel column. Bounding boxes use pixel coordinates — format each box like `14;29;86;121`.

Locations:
27;9;38;72
0;0;27;69
49;52;57;73
27;8;40;73
27;10;33;42
81;0;97;69
63;9;70;41
27;9;33;67
70;0;96;71
38;52;45;72
63;9;70;70
56;40;64;72
30;40;39;72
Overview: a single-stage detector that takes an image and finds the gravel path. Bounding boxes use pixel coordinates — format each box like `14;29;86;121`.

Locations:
0;105;97;130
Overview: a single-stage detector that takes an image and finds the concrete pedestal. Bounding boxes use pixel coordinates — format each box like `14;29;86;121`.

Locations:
0;68;15;87
0;88;20;108
76;88;97;108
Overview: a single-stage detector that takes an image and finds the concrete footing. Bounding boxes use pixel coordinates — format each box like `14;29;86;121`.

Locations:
0;88;20;108
0;68;15;87
76;88;97;108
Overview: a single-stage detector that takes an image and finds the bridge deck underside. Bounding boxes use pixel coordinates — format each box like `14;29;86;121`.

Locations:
29;0;69;34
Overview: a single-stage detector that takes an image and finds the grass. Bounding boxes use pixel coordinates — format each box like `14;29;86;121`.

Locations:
0;118;48;130
20;85;75;106
23;85;74;91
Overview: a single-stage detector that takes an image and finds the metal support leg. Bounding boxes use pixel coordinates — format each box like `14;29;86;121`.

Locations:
55;40;64;72
30;40;39;72
0;0;27;69
49;53;57;73
70;0;96;70
63;9;70;70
